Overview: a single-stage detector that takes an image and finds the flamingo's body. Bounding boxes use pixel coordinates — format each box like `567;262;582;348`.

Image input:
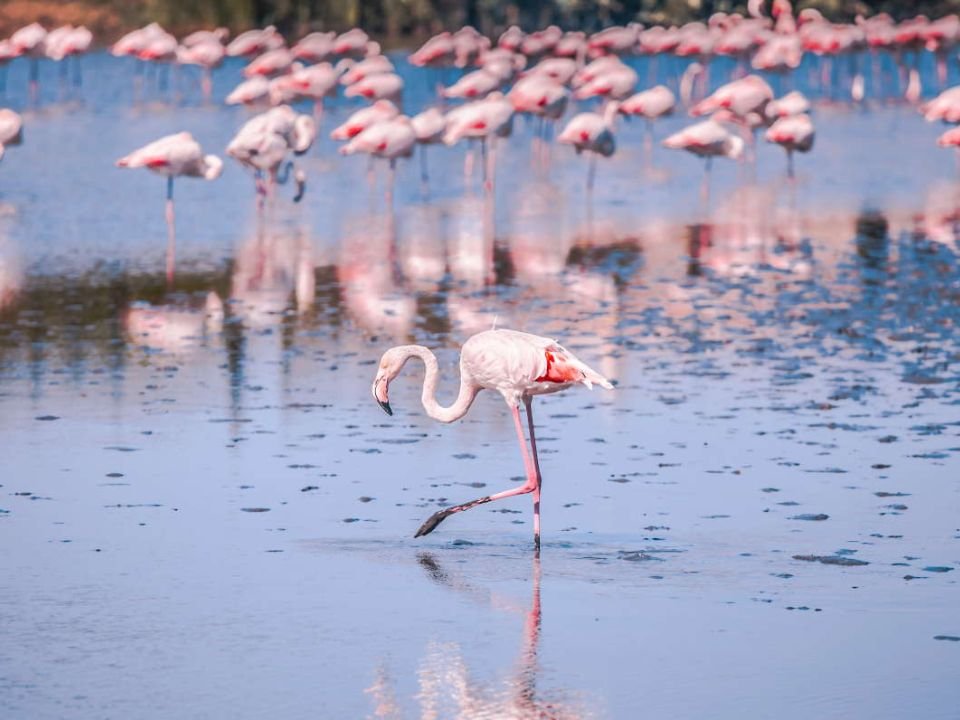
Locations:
663;119;745;159
340;116;415;161
620;85;676;120
443;69;503;99
330;100;399;140
243;48;294;78
691;74;773;119
292;32;335;63
765;90;810;118
410;33;455;67
372;328;613;547
0;109;23;162
922;86;960;123
344;72;403;103
340;55;394;86
225;76;271;106
226;26;285;58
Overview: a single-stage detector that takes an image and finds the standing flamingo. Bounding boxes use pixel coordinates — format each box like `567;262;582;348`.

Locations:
227;105;316;204
765;114;815;177
410;107;446;185
115;132;223;285
0;108;23;161
10;22;47;103
443;93;514;190
372;328;613;548
663;119;744;203
619;85;675;160
341;116;416;207
557;101;619;191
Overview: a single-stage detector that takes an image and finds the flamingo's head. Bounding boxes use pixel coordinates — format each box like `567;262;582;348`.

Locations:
371;347;410;416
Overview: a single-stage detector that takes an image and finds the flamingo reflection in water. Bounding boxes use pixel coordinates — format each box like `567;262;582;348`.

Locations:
125;293;224;355
366;553;586;719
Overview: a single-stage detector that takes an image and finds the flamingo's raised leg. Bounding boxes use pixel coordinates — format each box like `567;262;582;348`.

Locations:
415;403;539;542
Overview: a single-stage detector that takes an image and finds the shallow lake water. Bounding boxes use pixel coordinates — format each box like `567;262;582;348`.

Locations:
0;51;958;719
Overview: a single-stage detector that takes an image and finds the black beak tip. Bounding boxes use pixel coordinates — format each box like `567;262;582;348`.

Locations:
378;400;393;416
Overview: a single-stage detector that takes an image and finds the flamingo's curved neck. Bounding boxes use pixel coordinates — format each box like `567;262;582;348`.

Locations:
403;345;479;424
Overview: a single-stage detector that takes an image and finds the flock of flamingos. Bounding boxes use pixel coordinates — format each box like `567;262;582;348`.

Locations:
3;4;960;545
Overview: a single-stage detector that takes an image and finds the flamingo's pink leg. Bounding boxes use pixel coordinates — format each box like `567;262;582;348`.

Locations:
414;404;539;540
165;177;175;287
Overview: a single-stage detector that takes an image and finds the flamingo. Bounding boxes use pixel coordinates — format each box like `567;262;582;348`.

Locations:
225;76;271;106
409;32;455;67
554;30;587;59
921;86;960;123
443;93;514;190
115;132;222;285
765;113;814;177
177;39;225;101
524;57;578;85
371;328;613;548
442;69;503;100
243;48;295;78
339;55;394;86
557;101;619;191
619;85;675;158
340;116;416;206
227;106;316;205
663;119;744;202
452;26;489;67
11;22;47;102
573;61;638;101
181;28;228;47
344;72;403;103
282;62;348;121
765;90;810;118
508;75;569;166
332;29;379;59
44;25;92;89
226;26;285;58
291;32;335;63
0;108;23;162
410;108;446;184
330;100;399;141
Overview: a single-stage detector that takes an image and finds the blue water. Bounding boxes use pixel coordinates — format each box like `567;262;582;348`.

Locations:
0;49;958;719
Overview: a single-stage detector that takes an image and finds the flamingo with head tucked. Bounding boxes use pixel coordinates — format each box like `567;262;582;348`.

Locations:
765;113;814;177
341;116;416;206
116;132;222;284
372;328;613;549
558;101;619;191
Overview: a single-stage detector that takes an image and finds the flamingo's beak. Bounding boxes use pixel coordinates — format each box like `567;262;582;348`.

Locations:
372;377;392;415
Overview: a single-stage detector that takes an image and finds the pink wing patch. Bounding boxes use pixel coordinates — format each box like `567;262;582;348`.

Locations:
536;350;583;384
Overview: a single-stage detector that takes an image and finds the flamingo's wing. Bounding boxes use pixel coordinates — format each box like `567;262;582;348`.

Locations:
463;329;613;392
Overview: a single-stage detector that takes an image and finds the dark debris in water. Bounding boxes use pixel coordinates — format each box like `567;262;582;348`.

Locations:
618;551;665;562
241;507;271;513
791;513;829;521
934;635;960;642
793;554;869;567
